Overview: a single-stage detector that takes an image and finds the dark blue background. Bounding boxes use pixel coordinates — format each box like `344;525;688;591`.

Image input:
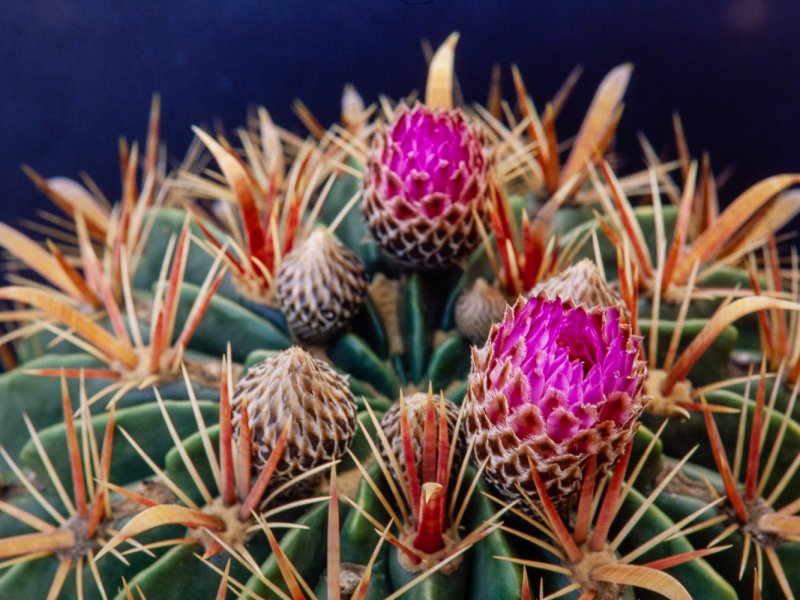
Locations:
2;0;799;223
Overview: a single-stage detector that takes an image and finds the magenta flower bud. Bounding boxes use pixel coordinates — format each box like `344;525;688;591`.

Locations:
362;103;489;269
466;294;648;512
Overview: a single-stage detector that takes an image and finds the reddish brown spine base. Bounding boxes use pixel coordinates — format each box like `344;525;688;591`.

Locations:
413;483;446;554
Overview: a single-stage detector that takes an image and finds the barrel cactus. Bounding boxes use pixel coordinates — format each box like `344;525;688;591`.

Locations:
2;33;800;600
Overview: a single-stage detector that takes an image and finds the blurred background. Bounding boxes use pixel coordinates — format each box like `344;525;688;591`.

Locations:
2;0;799;222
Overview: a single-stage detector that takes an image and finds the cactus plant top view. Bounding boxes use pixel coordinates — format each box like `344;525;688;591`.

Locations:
2;32;800;599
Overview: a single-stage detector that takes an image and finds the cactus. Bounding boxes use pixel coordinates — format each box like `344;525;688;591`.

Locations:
2;33;800;600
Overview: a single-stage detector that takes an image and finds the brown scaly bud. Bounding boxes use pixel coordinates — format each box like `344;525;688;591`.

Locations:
454;277;507;345
276;228;368;345
530;259;622;309
380;391;466;484
362;103;490;269
232;347;357;489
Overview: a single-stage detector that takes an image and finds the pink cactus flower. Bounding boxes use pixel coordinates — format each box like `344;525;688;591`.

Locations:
466;294;648;512
362;103;489;269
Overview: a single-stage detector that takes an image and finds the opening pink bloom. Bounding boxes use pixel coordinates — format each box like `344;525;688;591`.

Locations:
362;103;489;269
466;294;648;511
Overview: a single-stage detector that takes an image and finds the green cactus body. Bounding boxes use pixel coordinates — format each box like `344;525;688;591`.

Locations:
655;461;800;598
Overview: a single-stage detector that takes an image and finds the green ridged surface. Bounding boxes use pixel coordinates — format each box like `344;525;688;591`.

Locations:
22;400;218;493
640;318;737;386
647;389;800;506
656;461;800;598
172;281;292;362
0;353;217;480
403;273;429;385
328;333;400;400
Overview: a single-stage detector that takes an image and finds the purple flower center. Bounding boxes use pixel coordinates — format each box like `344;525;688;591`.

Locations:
485;296;641;445
379;105;484;220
